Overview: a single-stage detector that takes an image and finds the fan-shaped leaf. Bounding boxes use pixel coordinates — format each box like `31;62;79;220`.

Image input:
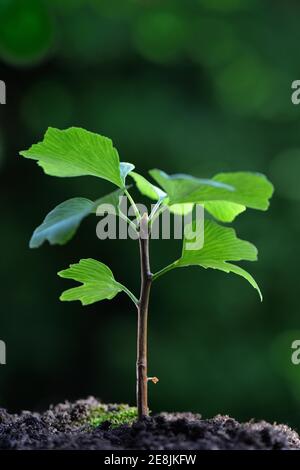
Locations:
130;171;167;200
198;260;262;301
153;220;262;300
58;258;137;306
149;169;273;210
20;127;131;188
120;162;135;185
168;201;246;222
30;198;94;248
179;220;258;265
30;188;124;248
203;201;246;222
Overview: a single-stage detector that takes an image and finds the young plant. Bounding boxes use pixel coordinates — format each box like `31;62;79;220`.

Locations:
20;127;274;420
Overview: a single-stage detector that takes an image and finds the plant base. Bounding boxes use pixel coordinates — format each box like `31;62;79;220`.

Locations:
0;397;299;450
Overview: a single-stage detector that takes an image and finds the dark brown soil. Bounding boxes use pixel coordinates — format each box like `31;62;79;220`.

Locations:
0;397;299;450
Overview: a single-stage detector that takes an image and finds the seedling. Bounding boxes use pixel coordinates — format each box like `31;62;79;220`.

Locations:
20;127;274;420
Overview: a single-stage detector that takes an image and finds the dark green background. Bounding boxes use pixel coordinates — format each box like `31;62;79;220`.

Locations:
1;0;300;429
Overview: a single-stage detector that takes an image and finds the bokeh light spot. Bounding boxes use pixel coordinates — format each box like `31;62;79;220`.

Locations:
189;18;242;67
0;0;54;65
133;12;187;64
214;54;274;115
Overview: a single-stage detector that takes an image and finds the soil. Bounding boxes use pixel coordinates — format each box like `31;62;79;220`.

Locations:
0;397;299;450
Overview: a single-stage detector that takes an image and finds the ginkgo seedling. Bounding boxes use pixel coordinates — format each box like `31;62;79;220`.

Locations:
20;127;274;420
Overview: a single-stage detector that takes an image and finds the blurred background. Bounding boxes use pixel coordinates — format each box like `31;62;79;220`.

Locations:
1;0;300;430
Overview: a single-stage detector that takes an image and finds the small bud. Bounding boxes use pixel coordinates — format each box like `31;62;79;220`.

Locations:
148;376;159;384
139;212;149;239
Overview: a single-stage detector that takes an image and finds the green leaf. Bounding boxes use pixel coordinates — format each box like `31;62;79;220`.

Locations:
168;201;246;221
212;172;274;210
197;260;262;301
30;198;94;248
130;171;167;200
149;169;274;210
120;162;135;185
179;220;258;264
168;203;194;215
30;188;125;248
149;169;233;204
58;258;137;306
204;201;246;222
154;220;262;300
20;127;131;188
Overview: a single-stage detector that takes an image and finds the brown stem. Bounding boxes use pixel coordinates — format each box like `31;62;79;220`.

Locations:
136;213;152;419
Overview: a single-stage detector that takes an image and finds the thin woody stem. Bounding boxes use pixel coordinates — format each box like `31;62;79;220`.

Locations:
136;212;152;419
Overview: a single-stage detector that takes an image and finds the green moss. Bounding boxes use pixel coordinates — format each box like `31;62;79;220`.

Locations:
88;404;138;429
